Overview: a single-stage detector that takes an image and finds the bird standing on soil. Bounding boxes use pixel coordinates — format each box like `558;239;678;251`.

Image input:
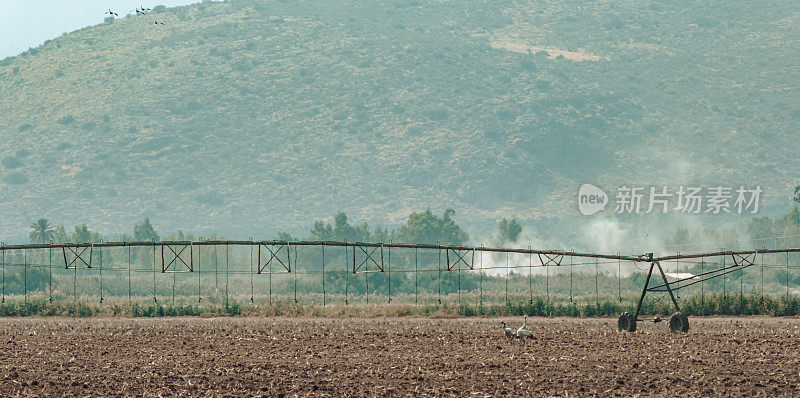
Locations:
501;321;514;338
515;315;533;339
105;9;119;17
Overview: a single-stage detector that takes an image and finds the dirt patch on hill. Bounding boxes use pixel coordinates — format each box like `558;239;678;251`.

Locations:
491;41;602;61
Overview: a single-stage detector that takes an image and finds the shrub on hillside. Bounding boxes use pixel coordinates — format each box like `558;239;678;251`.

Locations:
57;115;75;125
4;172;29;185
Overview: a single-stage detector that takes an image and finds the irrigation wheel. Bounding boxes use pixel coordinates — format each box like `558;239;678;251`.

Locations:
668;312;689;333
617;312;636;332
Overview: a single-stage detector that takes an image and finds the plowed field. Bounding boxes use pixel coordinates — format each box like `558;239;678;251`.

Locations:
1;316;799;396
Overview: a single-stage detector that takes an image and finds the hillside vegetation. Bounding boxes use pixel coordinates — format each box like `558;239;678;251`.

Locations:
0;0;797;238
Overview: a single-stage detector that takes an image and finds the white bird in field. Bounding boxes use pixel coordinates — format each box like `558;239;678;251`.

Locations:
501;321;514;338
515;315;533;339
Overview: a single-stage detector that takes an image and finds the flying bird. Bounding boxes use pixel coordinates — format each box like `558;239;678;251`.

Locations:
105;9;118;17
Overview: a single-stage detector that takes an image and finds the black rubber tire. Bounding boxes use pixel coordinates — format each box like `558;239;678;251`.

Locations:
669;312;689;333
617;312;636;332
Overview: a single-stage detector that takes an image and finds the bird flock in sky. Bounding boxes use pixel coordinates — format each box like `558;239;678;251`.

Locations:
105;6;165;25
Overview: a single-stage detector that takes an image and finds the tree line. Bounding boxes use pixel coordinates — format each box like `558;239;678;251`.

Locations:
28;217;160;244
27;210;524;247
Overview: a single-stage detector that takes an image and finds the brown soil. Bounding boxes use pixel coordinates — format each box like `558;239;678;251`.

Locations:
0;316;798;396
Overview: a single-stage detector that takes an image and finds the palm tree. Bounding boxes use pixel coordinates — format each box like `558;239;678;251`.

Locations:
29;218;55;244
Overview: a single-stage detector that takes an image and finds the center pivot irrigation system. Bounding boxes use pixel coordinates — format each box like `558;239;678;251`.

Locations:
617;248;800;333
0;240;797;332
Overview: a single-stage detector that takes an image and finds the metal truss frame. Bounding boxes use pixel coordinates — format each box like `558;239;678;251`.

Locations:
446;248;474;271
633;260;681;320
353;244;383;273
537;253;564;267
257;243;291;274
63;245;92;269
161;243;193;273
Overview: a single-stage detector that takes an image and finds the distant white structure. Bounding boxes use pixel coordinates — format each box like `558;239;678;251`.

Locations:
665;272;695;280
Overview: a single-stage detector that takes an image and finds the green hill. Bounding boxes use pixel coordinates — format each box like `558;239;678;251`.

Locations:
0;0;797;239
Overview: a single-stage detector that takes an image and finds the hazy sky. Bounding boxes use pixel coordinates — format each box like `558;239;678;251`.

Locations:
1;1;207;59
